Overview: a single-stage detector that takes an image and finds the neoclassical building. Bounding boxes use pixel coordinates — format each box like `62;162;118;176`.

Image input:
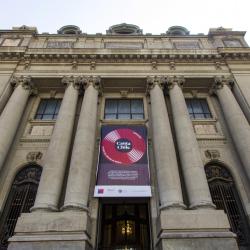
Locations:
0;23;249;250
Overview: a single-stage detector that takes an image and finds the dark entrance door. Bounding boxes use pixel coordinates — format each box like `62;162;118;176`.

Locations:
99;203;150;250
205;164;250;249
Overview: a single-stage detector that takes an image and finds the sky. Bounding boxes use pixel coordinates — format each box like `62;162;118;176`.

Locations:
1;0;250;44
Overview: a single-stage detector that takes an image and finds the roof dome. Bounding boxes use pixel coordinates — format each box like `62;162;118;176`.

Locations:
57;25;82;35
106;23;142;35
166;26;190;36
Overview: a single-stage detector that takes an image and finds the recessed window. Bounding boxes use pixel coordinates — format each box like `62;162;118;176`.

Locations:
35;99;62;120
185;98;212;119
104;99;144;120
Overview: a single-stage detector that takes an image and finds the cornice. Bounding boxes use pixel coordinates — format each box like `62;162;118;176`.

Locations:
0;47;249;62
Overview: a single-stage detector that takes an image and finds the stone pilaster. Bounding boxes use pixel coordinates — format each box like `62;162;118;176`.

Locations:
167;76;215;209
0;76;34;171
147;76;185;210
213;76;250;181
32;76;80;211
62;76;100;211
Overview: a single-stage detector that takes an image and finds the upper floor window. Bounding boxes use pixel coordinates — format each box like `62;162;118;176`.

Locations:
104;99;144;120
185;98;212;119
35;99;62;120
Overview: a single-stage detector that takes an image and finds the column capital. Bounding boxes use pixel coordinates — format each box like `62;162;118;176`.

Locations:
213;75;234;90
166;76;185;89
10;76;35;92
82;76;101;91
62;75;82;90
146;76;165;90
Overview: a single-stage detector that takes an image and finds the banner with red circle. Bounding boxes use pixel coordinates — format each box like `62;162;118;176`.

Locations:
94;125;151;197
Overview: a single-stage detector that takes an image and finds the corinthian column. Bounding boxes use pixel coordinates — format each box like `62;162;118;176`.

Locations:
167;76;215;209
62;76;100;211
147;76;185;210
214;76;250;180
32;76;80;211
0;76;33;171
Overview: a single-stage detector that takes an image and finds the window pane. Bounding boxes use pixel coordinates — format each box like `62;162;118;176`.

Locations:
35;99;62;120
132;114;144;120
131;99;143;113
44;99;57;114
205;113;212;118
42;114;53;120
105;99;117;113
105;114;117;120
192;99;203;113
185;98;212;119
118;100;130;113
185;99;193;114
104;99;144;120
194;113;205;119
118;113;130;119
35;114;42;119
36;100;47;114
55;100;62;115
200;99;210;114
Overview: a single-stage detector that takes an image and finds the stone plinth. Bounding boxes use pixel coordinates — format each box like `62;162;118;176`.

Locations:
8;211;92;250
157;209;238;250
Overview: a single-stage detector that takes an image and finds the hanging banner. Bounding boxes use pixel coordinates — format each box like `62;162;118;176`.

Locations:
94;125;151;197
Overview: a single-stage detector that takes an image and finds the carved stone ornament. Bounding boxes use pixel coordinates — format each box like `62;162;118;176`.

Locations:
26;151;43;162
166;76;185;89
169;61;176;70
213;75;234;90
62;75;82;90
78;76;102;92
10;76;35;92
146;76;165;90
205;149;220;160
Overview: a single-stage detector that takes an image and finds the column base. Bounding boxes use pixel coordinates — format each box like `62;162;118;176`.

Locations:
8;210;92;250
61;202;89;212
156;209;238;250
160;201;186;210
189;200;216;210
30;204;58;212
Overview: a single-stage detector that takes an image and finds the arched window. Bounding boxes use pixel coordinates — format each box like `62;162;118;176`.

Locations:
0;165;42;250
205;164;250;248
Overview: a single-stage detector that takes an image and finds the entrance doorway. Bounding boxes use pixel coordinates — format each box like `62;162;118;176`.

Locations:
99;203;150;250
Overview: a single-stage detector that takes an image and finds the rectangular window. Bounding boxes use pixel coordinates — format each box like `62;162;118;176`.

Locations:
35;99;62;120
104;99;144;120
185;98;212;119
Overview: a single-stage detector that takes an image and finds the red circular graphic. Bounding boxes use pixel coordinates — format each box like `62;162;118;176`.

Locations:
102;128;146;165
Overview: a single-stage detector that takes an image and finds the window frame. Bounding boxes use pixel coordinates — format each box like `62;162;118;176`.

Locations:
102;95;147;123
34;98;62;121
185;97;213;120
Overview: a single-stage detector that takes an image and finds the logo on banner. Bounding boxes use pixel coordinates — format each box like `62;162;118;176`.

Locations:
102;128;146;165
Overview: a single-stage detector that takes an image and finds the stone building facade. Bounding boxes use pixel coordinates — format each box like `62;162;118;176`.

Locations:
0;24;249;250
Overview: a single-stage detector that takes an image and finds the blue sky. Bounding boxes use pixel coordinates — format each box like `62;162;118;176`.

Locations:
1;0;250;43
